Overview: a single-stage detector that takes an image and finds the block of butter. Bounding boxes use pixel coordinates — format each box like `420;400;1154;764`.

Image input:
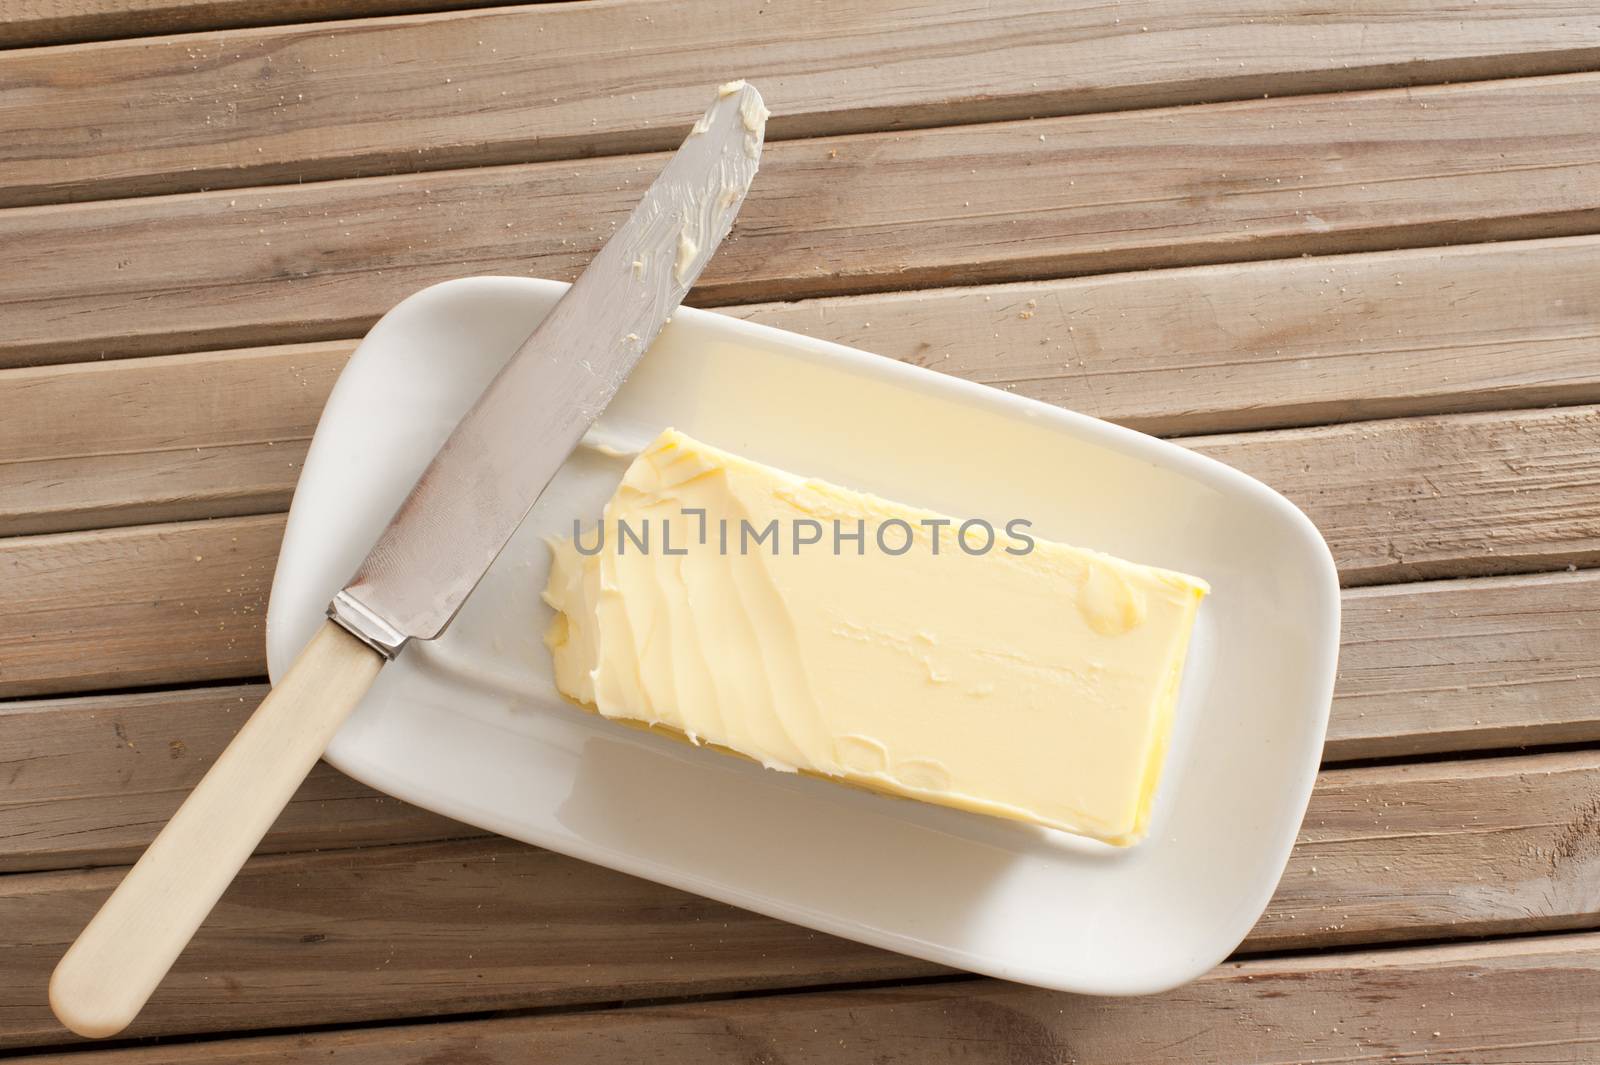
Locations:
543;429;1208;846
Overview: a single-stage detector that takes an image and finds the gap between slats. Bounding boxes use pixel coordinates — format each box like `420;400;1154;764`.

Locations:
0;0;566;50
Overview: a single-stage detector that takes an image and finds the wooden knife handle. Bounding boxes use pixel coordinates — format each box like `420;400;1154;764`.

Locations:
50;619;384;1039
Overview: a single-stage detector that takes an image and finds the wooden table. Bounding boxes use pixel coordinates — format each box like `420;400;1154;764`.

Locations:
4;2;1600;1060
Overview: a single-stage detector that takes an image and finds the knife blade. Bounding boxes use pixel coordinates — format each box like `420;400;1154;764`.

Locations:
51;82;766;1041
333;80;767;656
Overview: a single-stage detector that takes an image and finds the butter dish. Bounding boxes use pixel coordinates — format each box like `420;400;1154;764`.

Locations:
267;276;1339;995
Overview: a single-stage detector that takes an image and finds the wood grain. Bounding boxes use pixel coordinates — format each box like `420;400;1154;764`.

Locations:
1258;750;1600;950
1332;572;1600;760
7;1;1600;205
1191;405;1600;585
8;236;1600;535
0;515;279;697
3;750;1598;1047
0;0;518;48
0;685;472;874
12;933;1595;1065
4;3;1594;1059
0;836;947;1049
6;73;1600;366
733;235;1600;437
0;342;344;536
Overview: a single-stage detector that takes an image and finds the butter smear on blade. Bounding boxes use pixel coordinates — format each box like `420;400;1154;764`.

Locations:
543;430;1208;845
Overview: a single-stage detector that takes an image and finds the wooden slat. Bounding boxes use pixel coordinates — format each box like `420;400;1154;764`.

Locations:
5;570;1597;873
1192;405;1600;585
3;750;1598;1047
0;0;511;49
6;73;1600;366
1332;572;1600;760
1258;751;1600;950
7;2;1600;206
0;685;472;873
0;342;344;536
8;236;1600;536
0;514;278;697
14;934;1596;1065
0;835;945;1049
733;236;1600;438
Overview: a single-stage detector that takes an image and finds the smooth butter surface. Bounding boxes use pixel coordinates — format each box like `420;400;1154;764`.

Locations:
543;429;1208;845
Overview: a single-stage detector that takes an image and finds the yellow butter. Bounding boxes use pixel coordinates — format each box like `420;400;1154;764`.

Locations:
543;429;1208;845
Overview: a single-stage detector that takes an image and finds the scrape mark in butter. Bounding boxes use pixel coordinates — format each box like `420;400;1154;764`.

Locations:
834;734;889;774
895;758;953;792
1079;564;1148;635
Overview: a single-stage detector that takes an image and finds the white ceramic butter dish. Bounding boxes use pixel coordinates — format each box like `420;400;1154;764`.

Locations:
267;276;1340;995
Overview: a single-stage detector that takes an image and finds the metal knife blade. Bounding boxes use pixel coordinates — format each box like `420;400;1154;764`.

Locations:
330;82;767;656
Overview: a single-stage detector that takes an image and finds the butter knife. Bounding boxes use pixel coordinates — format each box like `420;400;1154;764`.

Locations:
51;81;766;1040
